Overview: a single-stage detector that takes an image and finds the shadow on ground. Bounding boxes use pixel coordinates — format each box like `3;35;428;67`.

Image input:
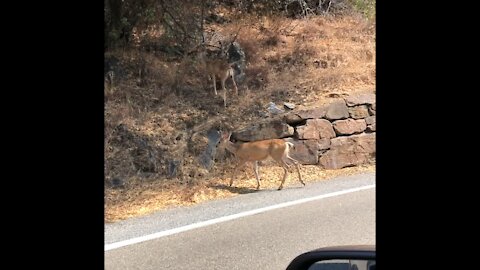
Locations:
207;182;306;193
207;183;260;194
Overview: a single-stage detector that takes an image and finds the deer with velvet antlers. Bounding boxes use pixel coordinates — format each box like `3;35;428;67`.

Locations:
218;131;305;190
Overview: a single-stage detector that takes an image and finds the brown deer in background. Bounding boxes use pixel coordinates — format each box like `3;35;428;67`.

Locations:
218;131;305;190
198;42;238;107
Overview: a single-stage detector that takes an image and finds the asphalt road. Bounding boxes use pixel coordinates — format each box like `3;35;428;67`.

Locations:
105;172;375;270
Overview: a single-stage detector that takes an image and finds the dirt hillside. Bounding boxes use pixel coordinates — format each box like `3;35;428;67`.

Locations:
104;10;375;223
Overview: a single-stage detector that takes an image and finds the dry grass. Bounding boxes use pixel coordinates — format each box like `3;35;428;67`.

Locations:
105;164;375;223
104;13;376;223
262;16;375;103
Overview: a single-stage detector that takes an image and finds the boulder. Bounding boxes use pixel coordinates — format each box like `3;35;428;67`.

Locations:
325;100;349;120
233;120;294;142
319;133;376;169
344;93;376;106
332;119;367;135
295;119;336;140
284;139;329;165
348;105;370;119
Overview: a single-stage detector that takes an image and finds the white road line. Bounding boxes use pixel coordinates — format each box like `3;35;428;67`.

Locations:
105;184;375;251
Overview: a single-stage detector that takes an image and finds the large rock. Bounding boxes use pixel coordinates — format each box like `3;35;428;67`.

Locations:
332;119;367;135
366;123;376;132
233;120;294;142
365;116;376;132
284;113;303;125
319;133;376;169
365;116;375;125
198;129;221;170
317;138;331;150
368;103;376;115
348;105;370;119
345;93;376;106
284;106;328;125
284;138;330;165
295;119;336;140
325;100;349;120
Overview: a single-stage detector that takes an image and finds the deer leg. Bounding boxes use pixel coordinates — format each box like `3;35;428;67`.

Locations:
277;161;289;190
230;161;246;187
230;69;238;95
253;161;260;190
223;88;227;108
285;156;305;186
221;77;227;107
212;74;218;96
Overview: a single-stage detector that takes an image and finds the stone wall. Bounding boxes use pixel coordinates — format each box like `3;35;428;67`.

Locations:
231;93;376;169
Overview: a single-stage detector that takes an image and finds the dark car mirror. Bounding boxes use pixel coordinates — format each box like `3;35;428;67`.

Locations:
286;245;375;270
306;259;375;270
